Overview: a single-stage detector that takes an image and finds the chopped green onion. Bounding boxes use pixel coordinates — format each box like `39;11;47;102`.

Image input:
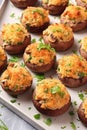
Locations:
31;38;36;43
69;111;75;116
0;119;9;130
10;13;15;18
61;126;66;129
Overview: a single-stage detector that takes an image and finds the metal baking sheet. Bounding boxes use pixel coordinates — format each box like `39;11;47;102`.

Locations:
0;0;87;130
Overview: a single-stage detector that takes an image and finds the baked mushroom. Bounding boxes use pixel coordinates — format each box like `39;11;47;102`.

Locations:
0;46;7;73
78;98;87;127
79;37;87;60
43;23;74;51
21;7;50;33
10;0;38;9
41;0;68;15
23;42;56;73
0;62;33;96
76;0;87;9
60;5;87;32
1;23;31;55
57;54;87;88
32;78;71;116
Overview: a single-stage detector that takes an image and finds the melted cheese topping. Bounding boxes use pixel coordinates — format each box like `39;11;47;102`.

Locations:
24;42;56;66
81;37;87;52
42;0;68;6
0;63;32;91
0;46;7;67
21;7;49;27
1;23;29;45
43;24;73;42
61;5;87;24
82;98;87;118
57;54;87;79
35;78;70;110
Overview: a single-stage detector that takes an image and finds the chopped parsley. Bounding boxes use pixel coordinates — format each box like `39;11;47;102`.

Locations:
72;50;77;54
70;122;76;130
39;59;44;63
0;119;9;130
69;111;75;116
37;42;55;52
8;56;19;62
34;114;40;120
10;99;16;103
78;93;84;101
78;72;87;78
61;126;66;129
73;101;77;106
78;40;81;43
10;13;15;18
51;86;65;98
28;107;31;110
31;38;36;43
20;62;25;67
43;118;52;126
35;74;45;81
32;9;45;18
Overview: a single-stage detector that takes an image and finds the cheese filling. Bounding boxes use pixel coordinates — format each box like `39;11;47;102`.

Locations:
61;5;87;25
57;54;87;79
1;23;29;45
43;24;73;42
24;42;56;66
42;0;68;6
0;63;32;91
35;79;70;110
21;7;49;27
81;37;87;52
0;46;7;67
82;98;87;118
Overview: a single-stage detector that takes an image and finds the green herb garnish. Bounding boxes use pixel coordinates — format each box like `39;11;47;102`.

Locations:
72;50;77;54
37;42;55;52
51;86;65;98
39;59;44;63
78;72;86;78
61;126;66;129
78;40;81;43
73;101;77;106
28;107;31;110
34;114;40;120
27;55;32;61
8;56;19;62
10;99;16;103
0;119;9;130
35;74;45;81
32;9;45;18
20;62;25;67
43;118;52;126
10;13;15;18
31;38;36;43
70;122;76;130
69;111;75;116
78;93;84;101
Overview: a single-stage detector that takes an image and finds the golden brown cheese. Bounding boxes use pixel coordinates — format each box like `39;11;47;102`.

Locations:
43;24;73;42
0;46;6;66
21;7;49;27
42;0;68;6
1;23;29;45
24;42;55;66
81;37;87;51
57;54;87;79
61;5;87;24
35;78;70;110
0;63;32;91
82;98;87;118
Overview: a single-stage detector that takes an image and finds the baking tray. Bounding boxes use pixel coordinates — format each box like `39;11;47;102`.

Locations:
0;0;87;130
